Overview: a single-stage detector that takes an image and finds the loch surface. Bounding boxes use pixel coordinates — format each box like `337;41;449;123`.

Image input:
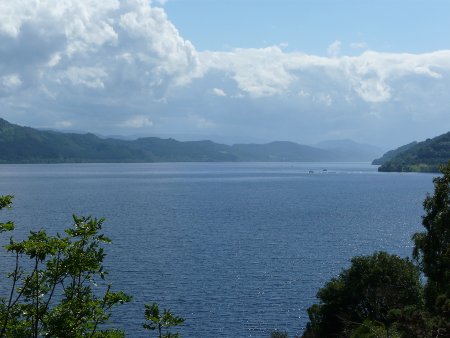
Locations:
0;163;435;337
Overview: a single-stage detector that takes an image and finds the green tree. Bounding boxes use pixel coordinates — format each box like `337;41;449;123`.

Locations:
0;195;14;233
302;252;422;338
412;161;450;334
0;196;131;337
349;319;400;338
143;303;184;338
270;330;289;338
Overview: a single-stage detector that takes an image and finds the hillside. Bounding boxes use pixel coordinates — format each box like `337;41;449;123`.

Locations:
372;141;417;165
375;132;450;172
0;118;239;163
0;118;376;163
0;118;149;163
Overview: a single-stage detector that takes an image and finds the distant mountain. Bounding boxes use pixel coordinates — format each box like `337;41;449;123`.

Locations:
230;141;336;161
0;118;378;163
374;132;450;172
316;139;384;162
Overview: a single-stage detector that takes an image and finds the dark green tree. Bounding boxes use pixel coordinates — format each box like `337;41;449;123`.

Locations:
348;319;400;338
0;195;131;337
143;303;184;338
302;252;422;338
270;330;289;338
412;161;450;334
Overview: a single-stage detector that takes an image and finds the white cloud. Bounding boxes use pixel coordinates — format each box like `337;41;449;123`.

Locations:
0;0;120;53
0;0;34;38
298;90;311;98
0;0;200;101
63;67;108;89
1;0;450;147
212;88;226;97
327;40;341;57
118;0;201;86
1;74;22;89
119;115;154;128
201;46;295;97
2;0;448;106
199;47;450;104
315;93;333;106
47;53;62;68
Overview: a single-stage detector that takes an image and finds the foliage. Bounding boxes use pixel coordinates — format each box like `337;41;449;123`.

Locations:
372;142;417;165
302;252;423;338
143;303;184;338
386;305;435;338
0;197;131;337
0;195;13;210
0;195;14;233
270;330;289;338
349;319;401;338
303;162;450;338
377;131;450;172
412;161;450;335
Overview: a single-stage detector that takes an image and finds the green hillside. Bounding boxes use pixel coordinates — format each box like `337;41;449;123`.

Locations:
0;118;351;163
375;132;450;172
0;118;149;163
372;141;417;165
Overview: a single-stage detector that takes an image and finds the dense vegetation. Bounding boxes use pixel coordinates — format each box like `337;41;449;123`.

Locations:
0;118;378;163
372;142;417;165
301;162;450;338
374;131;450;172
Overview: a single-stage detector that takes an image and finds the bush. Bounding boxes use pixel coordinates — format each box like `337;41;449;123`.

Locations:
302;252;422;338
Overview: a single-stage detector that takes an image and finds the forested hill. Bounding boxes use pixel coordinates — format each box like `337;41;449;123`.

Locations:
372;141;417;165
374;131;450;172
0;117;376;163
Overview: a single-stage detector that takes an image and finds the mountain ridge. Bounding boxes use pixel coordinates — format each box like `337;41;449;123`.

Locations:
0;118;380;163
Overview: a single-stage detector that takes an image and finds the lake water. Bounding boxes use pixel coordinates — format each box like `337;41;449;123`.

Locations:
0;162;435;337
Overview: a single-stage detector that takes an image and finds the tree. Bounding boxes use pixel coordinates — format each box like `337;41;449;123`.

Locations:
349;319;401;338
270;330;289;338
302;252;423;338
302;162;450;338
143;303;184;338
0;195;14;233
412;160;450;334
0;195;131;337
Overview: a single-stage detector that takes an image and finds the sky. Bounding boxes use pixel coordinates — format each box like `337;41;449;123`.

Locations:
1;0;450;148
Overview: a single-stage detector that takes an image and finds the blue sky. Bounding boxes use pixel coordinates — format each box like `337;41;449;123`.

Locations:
164;0;450;54
1;0;450;149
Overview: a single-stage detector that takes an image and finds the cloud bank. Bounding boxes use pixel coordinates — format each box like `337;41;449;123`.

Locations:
1;0;449;146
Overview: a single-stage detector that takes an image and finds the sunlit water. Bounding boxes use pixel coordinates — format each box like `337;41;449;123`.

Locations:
0;163;435;337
